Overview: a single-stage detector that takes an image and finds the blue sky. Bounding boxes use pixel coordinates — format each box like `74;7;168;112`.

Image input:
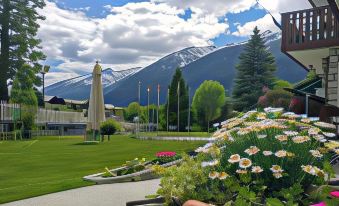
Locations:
40;0;310;85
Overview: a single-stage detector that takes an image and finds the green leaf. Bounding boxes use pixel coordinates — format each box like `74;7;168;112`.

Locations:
234;197;248;206
224;201;233;206
266;198;284;206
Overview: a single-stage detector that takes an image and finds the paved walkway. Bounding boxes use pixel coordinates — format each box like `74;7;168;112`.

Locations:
2;179;161;206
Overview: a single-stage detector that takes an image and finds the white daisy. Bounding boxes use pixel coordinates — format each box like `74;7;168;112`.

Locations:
239;158;252;169
228;154;241;163
263;151;273;156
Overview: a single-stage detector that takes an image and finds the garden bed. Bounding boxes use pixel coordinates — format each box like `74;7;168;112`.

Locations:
83;152;183;184
153;108;339;205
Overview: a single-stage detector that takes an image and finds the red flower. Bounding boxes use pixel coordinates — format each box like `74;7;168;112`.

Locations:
156;151;176;157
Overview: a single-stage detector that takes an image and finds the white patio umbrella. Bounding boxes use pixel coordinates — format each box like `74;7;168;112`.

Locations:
87;61;106;140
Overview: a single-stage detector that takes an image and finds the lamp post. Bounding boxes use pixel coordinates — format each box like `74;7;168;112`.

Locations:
40;65;50;108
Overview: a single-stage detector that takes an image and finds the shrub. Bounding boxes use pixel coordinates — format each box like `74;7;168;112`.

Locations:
157;155;211;204
289;96;305;114
157;109;338;205
22;113;35;130
273;79;292;90
100;119;121;140
258;89;293;110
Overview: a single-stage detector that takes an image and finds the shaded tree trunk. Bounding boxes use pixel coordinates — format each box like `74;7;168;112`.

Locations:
0;0;10;101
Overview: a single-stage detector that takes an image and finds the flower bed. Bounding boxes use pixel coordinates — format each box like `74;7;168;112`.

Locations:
83;152;181;184
156;108;339;205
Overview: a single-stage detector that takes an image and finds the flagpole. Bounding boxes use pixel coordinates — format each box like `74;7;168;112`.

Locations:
157;84;160;135
188;86;190;135
166;87;169;132
177;81;180;132
138;81;141;135
147;87;150;132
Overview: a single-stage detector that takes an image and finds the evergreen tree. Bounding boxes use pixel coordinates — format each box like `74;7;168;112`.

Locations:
166;68;189;131
232;27;276;111
0;0;46;101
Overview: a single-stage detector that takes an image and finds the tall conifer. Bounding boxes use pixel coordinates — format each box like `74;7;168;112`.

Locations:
0;0;46;101
232;27;276;111
166;68;189;131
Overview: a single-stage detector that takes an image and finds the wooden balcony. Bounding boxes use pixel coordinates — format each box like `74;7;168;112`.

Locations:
282;5;339;52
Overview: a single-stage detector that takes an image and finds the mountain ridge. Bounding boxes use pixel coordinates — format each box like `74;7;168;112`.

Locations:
46;31;307;106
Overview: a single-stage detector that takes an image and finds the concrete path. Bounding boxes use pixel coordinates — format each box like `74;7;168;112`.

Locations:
2;179;161;206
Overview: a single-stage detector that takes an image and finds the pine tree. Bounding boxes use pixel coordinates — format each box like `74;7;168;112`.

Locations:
0;0;46;101
166;68;189;131
232;27;276;111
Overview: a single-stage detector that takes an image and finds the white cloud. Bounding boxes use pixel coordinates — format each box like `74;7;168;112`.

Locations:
38;1;229;84
232;14;280;36
233;0;311;36
152;0;257;16
45;72;79;86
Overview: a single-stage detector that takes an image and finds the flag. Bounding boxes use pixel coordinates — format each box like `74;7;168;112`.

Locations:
271;15;282;30
256;0;282;30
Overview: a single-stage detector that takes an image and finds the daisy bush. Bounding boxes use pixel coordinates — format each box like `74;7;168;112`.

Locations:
157;108;339;205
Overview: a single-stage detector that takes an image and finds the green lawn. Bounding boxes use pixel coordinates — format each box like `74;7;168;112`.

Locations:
0;135;205;204
139;131;211;137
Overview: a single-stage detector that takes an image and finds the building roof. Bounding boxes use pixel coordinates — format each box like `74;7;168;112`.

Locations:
105;104;115;110
293;77;322;94
308;0;329;7
44;95;66;105
64;99;89;105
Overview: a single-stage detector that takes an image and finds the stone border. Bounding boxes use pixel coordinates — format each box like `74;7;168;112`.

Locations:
83;159;182;184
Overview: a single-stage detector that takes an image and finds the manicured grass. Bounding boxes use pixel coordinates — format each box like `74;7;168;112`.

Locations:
0;135;205;204
139;131;211;137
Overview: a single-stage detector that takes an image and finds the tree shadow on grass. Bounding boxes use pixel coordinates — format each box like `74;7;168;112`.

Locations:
73;141;100;146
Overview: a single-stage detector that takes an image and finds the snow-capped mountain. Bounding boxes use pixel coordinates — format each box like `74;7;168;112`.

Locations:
159;46;216;69
104;31;307;106
45;67;141;100
46;31;307;105
45;46;214;100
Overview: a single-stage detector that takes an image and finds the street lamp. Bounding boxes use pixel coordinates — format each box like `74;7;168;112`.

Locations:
40;65;50;108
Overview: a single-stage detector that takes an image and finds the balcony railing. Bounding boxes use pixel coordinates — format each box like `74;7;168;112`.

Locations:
282;5;339;52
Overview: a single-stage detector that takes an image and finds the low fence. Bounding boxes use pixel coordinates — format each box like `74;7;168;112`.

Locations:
0;102;21;122
0;102;87;124
28;130;60;137
0;130;61;140
36;108;87;124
